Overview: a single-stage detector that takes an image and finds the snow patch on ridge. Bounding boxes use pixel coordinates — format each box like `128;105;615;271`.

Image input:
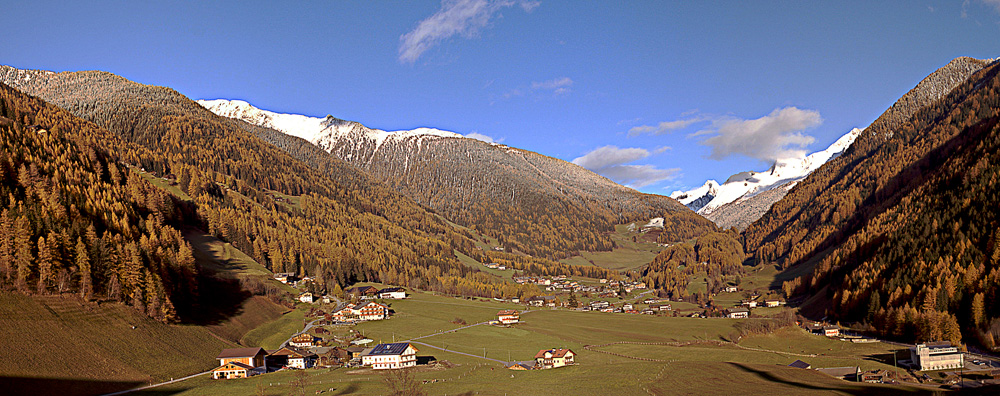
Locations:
674;127;862;215
197;99;467;152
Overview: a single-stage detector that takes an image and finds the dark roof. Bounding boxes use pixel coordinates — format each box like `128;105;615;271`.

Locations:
534;349;573;358
730;307;749;313
378;287;405;293
927;341;953;348
366;342;415;356
270;346;317;358
788;360;811;369
345;346;366;353
216;347;266;359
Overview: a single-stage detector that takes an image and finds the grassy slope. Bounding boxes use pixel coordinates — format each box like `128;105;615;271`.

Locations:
0;293;234;388
163;288;934;395
559;223;665;271
240;308;307;350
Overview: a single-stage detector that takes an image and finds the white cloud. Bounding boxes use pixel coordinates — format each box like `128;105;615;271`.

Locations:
571;145;678;188
465;132;500;143
696;107;821;162
399;0;539;64
628;116;706;136
531;77;573;90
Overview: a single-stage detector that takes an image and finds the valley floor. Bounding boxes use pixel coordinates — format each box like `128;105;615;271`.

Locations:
145;289;943;395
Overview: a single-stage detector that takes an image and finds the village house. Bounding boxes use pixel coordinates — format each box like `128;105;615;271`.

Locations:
589;301;610;309
788;360;811;369
362;342;418;369
346;285;379;299
505;362;535;370
212;361;255;379
289;333;317;348
273;273;298;284
621;303;633;311
727;307;749;319
497;309;520;324
299;292;314;304
268;346;318;369
740;299;758;308
765;299;782;308
356;301;389;320
910;342;964;371
723;285;739;293
213;347;267;379
651;304;672;311
217;347;268;368
333;302;389;322
534;348;575;369
378;287;407;299
643;298;660;304
822;326;840;337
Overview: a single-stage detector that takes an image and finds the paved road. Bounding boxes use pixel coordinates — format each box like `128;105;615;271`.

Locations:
101;370;211;396
407;321;489;341
281;317;325;347
408;341;508;364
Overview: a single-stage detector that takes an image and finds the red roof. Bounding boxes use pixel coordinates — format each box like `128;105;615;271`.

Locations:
498;310;519;316
534;348;573;359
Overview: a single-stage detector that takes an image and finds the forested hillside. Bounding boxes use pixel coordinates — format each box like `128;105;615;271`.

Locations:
744;58;1000;346
641;230;746;302
0;67;624;322
201;99;718;259
0;83;195;322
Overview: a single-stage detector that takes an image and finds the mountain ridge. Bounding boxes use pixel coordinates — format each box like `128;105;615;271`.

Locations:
200;98;718;258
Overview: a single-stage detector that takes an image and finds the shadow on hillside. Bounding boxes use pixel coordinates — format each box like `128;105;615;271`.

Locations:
175;272;251;326
0;376;188;396
727;363;925;395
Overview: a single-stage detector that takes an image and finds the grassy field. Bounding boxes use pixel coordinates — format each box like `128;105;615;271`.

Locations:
240;308;307;350
453;249;513;281
154;286;947;395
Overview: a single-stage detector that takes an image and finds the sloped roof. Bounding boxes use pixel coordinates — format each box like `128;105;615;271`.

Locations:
534;349;573;359
498;310;519;315
217;347;266;359
788;360;811;369
366;342;416;356
213;361;254;371
270;346;317;358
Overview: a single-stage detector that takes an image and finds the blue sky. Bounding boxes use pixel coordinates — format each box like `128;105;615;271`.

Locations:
2;1;999;194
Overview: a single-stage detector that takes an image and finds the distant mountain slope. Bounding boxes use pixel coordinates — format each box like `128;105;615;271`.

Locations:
743;57;999;345
200;99;717;258
0;65;596;303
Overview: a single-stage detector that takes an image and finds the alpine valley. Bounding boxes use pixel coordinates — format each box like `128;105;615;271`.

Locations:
2;8;1000;395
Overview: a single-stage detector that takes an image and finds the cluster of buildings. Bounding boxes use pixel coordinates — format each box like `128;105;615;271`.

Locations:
346;286;407;300
483;262;508;271
332;301;390;323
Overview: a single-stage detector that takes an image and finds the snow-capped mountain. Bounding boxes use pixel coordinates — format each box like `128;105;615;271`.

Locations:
197;99;470;153
199;98;716;251
673;127;862;216
669;180;719;212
